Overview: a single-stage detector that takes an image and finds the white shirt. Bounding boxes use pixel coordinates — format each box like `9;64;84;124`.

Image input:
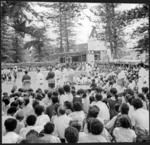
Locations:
78;133;107;143
40;134;61;143
2;132;22;143
53;114;71;139
113;127;136;142
91;101;110;121
69;111;85;126
60;93;73;105
20;125;43;139
35;114;50;127
130;108;149;131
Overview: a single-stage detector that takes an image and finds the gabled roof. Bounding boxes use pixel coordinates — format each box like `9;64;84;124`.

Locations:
89;26;98;39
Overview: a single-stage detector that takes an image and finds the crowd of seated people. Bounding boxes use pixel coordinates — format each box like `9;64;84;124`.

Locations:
2;62;149;143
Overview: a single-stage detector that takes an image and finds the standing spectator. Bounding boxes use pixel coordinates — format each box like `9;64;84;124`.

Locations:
22;70;31;91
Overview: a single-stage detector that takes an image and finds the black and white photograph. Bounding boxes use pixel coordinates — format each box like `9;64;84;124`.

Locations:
1;1;149;143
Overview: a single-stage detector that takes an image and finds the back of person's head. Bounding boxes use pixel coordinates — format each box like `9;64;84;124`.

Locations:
25;70;28;74
58;87;64;95
77;89;84;96
51;96;59;104
10;101;19;108
64;101;73;111
73;101;82;111
4;118;17;132
34;105;44;116
142;87;149;94
88;105;100;118
132;98;143;109
65;127;79;143
53;91;58;97
47;91;52;99
95;87;103;94
44;122;54;134
70;120;81;132
15;110;24;121
32;100;39;109
48;72;55;79
2;97;10;106
63;85;70;93
125;89;134;97
87;118;103;135
24;98;30;106
95;94;103;101
120;103;129;115
89;95;95;104
57;106;65;115
110;88;117;96
119;115;132;129
26;115;37;126
138;93;146;101
26;130;39;141
7;106;17;116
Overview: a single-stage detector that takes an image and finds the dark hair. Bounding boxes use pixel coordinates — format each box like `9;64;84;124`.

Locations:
119;115;132;129
73;102;82;111
10;101;19;108
142;87;149;94
34;105;44;116
70;121;81;132
77;89;84;96
4;118;17;132
53;91;58;97
58;87;64;95
3;97;10;106
26;115;37;126
95;94;103;101
51;96;59;104
87;118;103;135
95;87;103;94
89;96;95;104
138;93;146;101
26;130;39;139
44;122;54;134
32;100;39;109
24;98;30;106
25;70;28;74
132;98;143;109
64;101;73;111
65;127;79;143
87;106;99;118
7;106;17;115
64;85;70;93
47;91;52;99
110;88;117;95
58;106;65;115
120;103;129;115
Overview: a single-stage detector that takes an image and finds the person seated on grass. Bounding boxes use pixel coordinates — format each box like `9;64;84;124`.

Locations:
39;122;61;143
113;115;136;142
19;115;43;139
65;126;79;143
2;118;23;143
79;118;107;143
